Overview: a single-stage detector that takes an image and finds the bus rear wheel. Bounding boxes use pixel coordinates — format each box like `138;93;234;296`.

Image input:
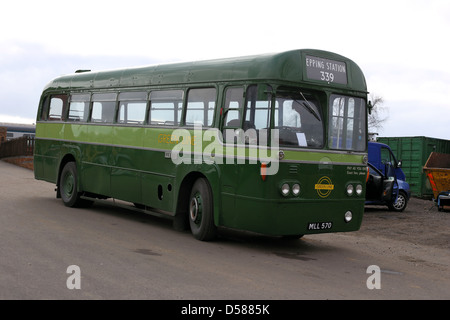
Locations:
188;178;217;241
59;161;91;208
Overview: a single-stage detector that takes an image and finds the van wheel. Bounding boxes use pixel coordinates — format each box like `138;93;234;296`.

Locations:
188;178;217;241
60;162;91;207
389;191;408;212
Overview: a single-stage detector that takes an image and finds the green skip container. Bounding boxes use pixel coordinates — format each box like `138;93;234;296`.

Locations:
377;136;450;198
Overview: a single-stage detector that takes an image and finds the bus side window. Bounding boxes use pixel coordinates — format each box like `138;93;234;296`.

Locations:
91;93;117;123
222;87;244;143
244;84;272;130
118;92;148;125
185;88;216;127
68;94;90;122
329;95;365;151
39;96;50;121
48;94;69;121
149;90;184;126
223;87;244;127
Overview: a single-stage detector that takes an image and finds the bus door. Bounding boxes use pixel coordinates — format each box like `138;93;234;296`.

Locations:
220;86;245;213
219;84;273;211
236;84;273;196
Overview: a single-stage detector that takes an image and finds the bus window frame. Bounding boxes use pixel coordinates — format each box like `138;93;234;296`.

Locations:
46;94;69;121
328;94;366;152
243;84;273;131
117;91;149;125
68;93;91;123
184;87;217;128
220;84;273;146
148;89;184;127
273;86;325;149
222;86;245;130
89;92;118;124
39;95;50;121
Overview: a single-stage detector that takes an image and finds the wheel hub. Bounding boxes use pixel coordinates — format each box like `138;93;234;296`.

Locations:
394;195;405;210
63;172;74;197
189;194;202;224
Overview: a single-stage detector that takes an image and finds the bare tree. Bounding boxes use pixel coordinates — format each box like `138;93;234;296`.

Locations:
368;93;388;133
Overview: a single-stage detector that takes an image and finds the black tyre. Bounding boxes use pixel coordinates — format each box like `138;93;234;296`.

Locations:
59;162;90;207
188;178;217;241
389;191;408;212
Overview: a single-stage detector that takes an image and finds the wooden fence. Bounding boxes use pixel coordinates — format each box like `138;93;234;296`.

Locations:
0;136;35;158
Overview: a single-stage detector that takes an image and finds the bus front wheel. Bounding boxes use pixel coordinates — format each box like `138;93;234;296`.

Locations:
188;178;217;241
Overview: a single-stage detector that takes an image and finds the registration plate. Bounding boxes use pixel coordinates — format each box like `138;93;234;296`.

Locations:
307;222;333;230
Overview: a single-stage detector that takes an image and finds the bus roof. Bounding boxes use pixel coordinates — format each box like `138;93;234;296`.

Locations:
43;49;367;94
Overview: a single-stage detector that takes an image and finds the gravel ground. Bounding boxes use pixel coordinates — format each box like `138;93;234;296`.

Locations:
360;197;450;250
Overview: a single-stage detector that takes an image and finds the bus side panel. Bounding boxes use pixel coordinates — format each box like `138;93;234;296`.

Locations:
218;162;240;224
33;150;45;180
34;123;45;180
141;172;175;213
35;123;64;183
81;144;111;196
111;167;142;204
43;141;60;183
140;128;180;213
110;127;145;204
34;139;59;183
80;125;113;196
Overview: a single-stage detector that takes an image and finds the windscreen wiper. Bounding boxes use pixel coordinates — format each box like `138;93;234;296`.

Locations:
298;91;321;121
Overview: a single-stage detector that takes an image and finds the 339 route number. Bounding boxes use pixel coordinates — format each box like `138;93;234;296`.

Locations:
320;71;335;83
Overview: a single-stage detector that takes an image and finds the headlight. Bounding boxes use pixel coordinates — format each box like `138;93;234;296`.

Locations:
281;183;290;196
344;211;353;223
356;184;363;196
346;184;354;196
292;184;300;196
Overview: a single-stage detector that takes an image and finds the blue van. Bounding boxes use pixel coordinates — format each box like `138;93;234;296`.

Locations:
366;141;411;211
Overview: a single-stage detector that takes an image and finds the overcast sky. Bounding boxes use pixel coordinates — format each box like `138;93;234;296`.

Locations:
1;0;449;140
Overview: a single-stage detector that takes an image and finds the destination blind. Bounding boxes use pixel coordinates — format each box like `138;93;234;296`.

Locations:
305;55;347;85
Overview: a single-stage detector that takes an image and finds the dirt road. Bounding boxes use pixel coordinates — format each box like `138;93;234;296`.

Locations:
361;197;449;250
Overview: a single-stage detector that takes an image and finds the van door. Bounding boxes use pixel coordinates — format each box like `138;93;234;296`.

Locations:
366;163;398;203
381;148;399;201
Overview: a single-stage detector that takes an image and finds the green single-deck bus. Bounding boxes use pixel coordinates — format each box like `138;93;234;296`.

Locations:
34;49;369;241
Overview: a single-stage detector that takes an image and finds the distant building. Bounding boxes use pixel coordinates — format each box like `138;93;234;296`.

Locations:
0;123;36;141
